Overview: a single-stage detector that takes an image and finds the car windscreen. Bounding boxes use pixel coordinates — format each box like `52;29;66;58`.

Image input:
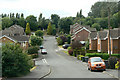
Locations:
42;49;46;52
91;58;103;62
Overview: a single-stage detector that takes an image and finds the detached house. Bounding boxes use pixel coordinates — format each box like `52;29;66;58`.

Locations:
0;25;29;49
70;23;96;44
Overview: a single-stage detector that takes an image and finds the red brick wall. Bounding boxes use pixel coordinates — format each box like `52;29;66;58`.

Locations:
91;40;97;50
74;29;89;41
112;39;120;54
101;39;108;53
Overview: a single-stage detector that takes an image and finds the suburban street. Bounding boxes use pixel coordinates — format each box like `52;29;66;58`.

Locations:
42;36;118;79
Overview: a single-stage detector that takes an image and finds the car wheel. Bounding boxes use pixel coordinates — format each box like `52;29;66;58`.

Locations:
88;67;90;70
103;69;106;71
90;67;93;71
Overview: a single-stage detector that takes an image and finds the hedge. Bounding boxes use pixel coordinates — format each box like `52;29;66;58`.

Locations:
28;46;39;54
85;53;120;60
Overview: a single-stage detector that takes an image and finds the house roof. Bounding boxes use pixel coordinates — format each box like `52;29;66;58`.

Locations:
0;35;29;42
110;28;120;39
98;31;108;40
89;32;97;40
2;24;24;36
9;35;29;42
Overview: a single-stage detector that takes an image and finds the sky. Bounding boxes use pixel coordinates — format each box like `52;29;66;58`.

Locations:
0;0;116;19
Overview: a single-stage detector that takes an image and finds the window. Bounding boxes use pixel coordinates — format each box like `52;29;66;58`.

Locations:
23;42;26;47
3;38;6;40
98;39;100;44
114;46;118;49
89;40;91;43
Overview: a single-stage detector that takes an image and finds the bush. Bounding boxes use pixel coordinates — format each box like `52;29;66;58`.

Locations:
111;54;120;58
87;50;97;53
57;37;63;45
85;53;109;60
28;46;39;54
108;57;118;69
35;30;43;37
79;48;86;56
2;43;33;77
30;36;43;46
60;35;67;44
68;49;73;56
31;54;39;58
66;34;71;44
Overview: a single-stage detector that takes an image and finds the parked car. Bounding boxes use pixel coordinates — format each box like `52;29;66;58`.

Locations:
40;45;44;49
41;49;47;54
88;57;106;71
62;44;70;49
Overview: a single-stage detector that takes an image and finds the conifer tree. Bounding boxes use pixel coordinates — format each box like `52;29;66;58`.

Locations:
47;22;53;35
25;23;31;35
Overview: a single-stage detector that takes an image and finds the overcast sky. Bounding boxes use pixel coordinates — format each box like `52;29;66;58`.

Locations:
0;0;108;19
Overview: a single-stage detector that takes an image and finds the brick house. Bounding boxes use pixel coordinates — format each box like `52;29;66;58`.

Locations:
108;28;120;54
89;28;120;54
70;23;96;44
97;31;108;53
0;25;29;49
89;32;97;50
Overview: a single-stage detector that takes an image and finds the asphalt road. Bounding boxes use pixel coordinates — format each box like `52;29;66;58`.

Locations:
42;36;118;79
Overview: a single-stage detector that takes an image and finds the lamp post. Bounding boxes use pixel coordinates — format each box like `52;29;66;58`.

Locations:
108;7;111;57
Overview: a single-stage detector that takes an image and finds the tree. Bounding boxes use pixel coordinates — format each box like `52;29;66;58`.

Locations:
80;9;82;18
57;37;63;45
21;13;24;18
2;17;13;29
52;24;56;36
25;23;31;35
58;17;73;34
35;30;44;37
26;15;38;31
92;23;101;31
18;17;26;28
11;17;18;25
2;43;33;77
51;14;60;28
30;36;43;46
88;2;118;18
16;13;20;19
47;22;53;35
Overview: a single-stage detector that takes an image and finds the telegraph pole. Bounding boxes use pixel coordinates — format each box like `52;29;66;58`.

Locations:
108;7;111;57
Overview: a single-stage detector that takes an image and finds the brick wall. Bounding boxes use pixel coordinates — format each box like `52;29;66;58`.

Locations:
74;29;89;41
101;39;108;53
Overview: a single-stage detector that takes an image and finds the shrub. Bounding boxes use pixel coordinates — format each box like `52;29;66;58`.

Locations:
28;46;39;54
79;48;85;56
87;50;97;53
68;49;73;56
30;36;43;46
35;30;43;37
66;34;71;44
60;35;67;44
108;57;118;69
2;43;33;77
57;37;63;45
31;54;39;58
68;47;72;50
111;54;120;58
85;53;109;60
